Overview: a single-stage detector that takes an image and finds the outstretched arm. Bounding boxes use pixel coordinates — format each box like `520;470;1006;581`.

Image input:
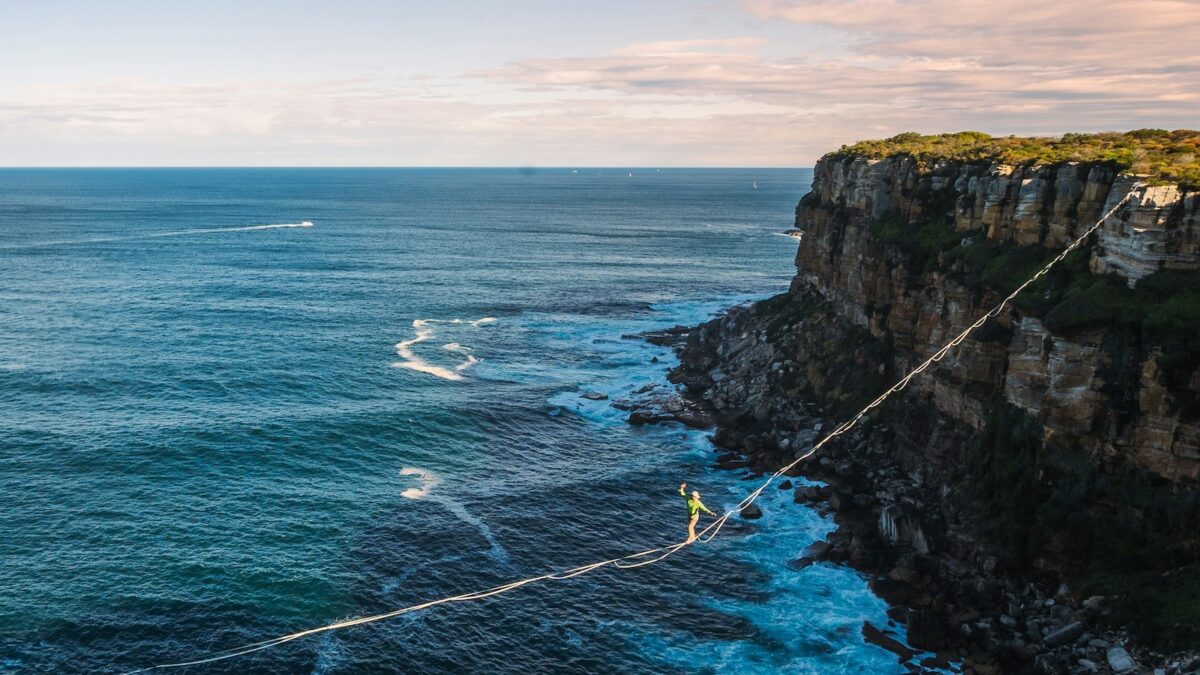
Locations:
699;500;716;516
679;483;687;499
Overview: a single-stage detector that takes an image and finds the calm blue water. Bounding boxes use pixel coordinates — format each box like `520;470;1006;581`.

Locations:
0;168;912;673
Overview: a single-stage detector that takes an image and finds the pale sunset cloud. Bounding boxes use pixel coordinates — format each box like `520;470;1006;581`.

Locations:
0;0;1195;166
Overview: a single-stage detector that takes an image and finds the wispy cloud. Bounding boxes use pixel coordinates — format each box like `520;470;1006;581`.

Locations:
472;1;1199;160
1;2;1196;165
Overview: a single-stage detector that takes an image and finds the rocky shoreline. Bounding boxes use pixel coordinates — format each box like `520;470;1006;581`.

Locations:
612;140;1200;673
624;315;1199;674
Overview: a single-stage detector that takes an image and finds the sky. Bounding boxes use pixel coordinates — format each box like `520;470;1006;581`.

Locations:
1;0;1197;166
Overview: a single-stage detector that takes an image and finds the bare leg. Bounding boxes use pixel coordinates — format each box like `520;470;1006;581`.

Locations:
687;514;699;542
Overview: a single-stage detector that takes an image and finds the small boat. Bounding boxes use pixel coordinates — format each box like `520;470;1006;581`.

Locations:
299;221;314;227
753;181;758;189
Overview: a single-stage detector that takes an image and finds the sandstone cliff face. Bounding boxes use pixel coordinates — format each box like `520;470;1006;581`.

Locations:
671;153;1200;661
795;156;1200;480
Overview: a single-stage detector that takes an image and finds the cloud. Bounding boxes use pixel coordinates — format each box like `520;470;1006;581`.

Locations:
0;76;828;166
612;37;770;57
1;2;1195;165
743;0;1200;67
472;1;1199;160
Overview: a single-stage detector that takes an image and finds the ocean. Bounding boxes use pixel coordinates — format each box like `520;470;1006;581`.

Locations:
0;168;912;673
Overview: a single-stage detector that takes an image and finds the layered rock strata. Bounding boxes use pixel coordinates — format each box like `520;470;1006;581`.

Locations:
794;156;1199;480
667;154;1200;672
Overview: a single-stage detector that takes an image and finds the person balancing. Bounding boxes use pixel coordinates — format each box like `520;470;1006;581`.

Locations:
679;483;717;543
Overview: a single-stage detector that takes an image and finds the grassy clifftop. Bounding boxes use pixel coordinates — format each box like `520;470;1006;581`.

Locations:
829;129;1200;189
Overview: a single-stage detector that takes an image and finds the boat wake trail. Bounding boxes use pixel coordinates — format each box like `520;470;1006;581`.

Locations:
392;318;495;381
1;221;314;250
399;468;509;563
148;221;315;237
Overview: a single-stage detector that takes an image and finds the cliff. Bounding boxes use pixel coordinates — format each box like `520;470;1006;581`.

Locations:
795;154;1200;480
670;133;1200;668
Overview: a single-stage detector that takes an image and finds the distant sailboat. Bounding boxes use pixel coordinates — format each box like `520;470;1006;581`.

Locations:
753;181;758;189
628;172;633;177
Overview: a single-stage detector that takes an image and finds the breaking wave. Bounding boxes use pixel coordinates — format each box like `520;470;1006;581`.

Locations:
399;467;442;500
392;318;496;381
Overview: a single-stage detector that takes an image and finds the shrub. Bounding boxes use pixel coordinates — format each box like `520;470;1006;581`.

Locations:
829;130;1200;189
868;202;972;274
966;405;1200;649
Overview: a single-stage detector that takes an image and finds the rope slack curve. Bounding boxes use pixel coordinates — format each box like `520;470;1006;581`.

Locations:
126;190;1137;673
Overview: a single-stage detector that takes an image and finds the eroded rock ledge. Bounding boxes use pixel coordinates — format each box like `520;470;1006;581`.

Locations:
669;153;1200;673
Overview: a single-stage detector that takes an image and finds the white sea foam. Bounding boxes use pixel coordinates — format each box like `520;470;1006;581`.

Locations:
399;467;508;563
399;466;442;499
538;294;940;671
392;318;495;381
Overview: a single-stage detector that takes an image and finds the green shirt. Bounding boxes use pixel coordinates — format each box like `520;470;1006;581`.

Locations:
681;486;715;517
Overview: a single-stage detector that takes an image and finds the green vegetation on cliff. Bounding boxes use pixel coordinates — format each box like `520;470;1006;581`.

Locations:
869;203;973;275
831;130;1200;189
941;237;1200;379
967;404;1200;649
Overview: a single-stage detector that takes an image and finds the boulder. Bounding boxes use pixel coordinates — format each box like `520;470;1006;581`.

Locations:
633;325;690;346
793;485;828;503
799;540;830;560
740;504;763;519
828;491;851;512
1033;651;1071;674
905;609;948;650
888;567;920;584
673;408;714;429
1105;646;1136;673
861;622;915;663
788;557;816;571
628;411;668;425
870;577;921;604
1042;621;1084;648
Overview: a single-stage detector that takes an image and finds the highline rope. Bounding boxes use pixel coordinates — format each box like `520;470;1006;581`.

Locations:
126;189;1137;673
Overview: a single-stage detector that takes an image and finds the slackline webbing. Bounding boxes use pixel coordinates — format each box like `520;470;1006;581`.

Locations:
124;189;1137;673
